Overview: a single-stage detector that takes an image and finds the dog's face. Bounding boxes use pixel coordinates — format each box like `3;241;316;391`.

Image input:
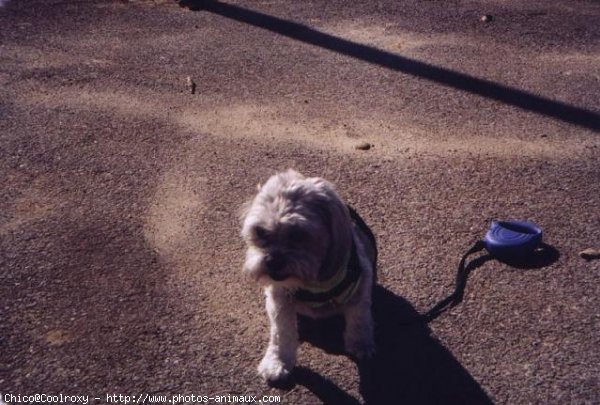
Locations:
241;170;352;287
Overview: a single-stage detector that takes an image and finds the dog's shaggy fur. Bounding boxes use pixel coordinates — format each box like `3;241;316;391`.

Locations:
241;170;376;383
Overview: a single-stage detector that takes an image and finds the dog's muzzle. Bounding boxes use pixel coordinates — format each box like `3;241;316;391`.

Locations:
265;253;289;281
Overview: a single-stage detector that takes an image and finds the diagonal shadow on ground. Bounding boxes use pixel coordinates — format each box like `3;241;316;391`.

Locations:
179;0;599;132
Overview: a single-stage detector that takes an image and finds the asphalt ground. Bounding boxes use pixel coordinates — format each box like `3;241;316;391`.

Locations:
1;0;599;404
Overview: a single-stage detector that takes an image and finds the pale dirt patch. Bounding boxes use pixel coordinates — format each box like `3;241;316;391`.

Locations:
0;44;111;69
539;51;600;64
142;158;264;331
30;90;160;120
95;0;173;10
144;170;208;259
469;0;597;14
124;0;174;5
318;20;468;57
17;88;588;160
176;103;586;158
537;51;600;79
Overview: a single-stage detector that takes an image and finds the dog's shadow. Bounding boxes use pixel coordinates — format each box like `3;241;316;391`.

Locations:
294;286;494;404
294;243;560;404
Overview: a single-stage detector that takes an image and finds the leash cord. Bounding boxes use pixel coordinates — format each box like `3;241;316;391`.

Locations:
422;240;487;322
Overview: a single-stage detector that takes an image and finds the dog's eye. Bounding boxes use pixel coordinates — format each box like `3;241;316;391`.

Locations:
289;228;309;245
253;226;271;244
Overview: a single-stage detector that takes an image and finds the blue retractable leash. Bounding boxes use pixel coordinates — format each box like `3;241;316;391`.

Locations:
484;220;543;259
424;220;543;321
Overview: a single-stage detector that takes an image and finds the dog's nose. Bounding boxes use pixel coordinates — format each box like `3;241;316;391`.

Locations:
265;254;287;274
265;254;286;280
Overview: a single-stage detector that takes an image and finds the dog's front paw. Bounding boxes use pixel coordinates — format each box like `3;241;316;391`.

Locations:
345;336;376;361
257;353;293;384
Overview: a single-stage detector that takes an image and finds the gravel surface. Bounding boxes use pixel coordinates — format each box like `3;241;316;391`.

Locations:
1;0;599;404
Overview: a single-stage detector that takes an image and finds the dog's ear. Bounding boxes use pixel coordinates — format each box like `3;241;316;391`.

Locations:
309;179;353;281
238;197;256;225
239;182;262;225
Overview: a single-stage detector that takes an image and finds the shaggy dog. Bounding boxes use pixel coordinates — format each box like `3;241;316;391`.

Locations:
241;170;377;383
